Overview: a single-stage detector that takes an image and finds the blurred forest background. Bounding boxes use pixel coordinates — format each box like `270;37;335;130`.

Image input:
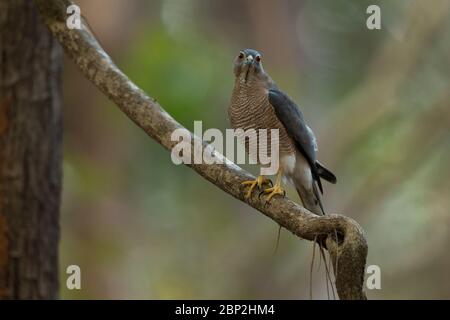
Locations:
60;0;450;299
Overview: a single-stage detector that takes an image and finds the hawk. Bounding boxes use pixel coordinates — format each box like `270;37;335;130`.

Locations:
228;49;336;215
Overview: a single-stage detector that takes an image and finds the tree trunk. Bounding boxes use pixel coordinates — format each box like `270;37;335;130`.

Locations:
0;0;62;299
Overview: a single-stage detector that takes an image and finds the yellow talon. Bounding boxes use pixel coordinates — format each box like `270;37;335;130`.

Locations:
263;184;286;202
241;176;272;199
262;170;285;202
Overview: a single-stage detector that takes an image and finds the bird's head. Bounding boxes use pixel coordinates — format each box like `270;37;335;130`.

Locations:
233;49;267;84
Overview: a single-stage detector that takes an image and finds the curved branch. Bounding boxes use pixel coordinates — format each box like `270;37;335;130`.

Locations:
36;0;368;300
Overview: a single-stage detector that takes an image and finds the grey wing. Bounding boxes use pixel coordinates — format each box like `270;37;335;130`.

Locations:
307;125;318;153
268;88;323;193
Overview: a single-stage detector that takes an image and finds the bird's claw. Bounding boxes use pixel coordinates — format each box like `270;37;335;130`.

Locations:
261;185;286;202
241;176;272;199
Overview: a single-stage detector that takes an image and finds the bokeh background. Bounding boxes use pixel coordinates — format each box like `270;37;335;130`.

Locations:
59;0;450;299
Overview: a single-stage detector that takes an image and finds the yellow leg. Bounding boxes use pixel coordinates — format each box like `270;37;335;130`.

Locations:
241;175;272;199
263;170;285;202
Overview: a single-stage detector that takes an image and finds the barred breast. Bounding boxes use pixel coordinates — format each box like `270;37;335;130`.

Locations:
228;81;296;164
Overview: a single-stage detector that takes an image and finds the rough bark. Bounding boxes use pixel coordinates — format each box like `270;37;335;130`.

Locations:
36;0;368;299
0;0;62;299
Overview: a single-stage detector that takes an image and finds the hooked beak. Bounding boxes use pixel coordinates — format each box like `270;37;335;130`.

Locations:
243;56;254;82
239;55;255;82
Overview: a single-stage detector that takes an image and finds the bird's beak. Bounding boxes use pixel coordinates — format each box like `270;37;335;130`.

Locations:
245;55;254;64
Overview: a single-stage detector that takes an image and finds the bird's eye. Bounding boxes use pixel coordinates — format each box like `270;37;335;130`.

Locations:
255;55;261;62
238;52;244;59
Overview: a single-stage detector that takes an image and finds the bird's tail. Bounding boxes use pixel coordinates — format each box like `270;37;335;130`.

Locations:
295;182;325;216
312;182;325;215
293;152;326;215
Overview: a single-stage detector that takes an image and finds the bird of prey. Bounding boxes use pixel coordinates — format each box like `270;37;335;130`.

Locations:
228;49;336;215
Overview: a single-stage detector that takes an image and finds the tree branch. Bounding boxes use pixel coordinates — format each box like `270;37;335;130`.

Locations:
36;0;368;300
